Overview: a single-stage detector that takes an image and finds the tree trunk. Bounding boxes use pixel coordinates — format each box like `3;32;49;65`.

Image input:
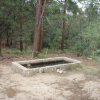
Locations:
6;37;10;47
20;36;23;52
61;0;67;50
61;21;66;50
10;38;13;47
39;28;44;51
0;38;2;56
19;19;23;52
38;0;44;51
33;0;46;56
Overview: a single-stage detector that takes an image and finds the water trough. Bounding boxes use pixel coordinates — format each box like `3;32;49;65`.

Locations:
12;57;81;76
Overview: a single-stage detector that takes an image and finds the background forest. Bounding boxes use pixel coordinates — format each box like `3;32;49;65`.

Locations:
0;0;100;58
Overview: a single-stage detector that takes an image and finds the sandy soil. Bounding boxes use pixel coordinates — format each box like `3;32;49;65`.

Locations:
0;55;100;100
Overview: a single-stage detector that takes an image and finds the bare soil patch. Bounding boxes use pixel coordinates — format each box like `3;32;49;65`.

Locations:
0;54;100;100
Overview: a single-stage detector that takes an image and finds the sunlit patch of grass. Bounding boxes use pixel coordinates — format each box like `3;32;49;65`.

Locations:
2;48;32;57
65;64;83;72
65;63;100;78
36;48;70;58
82;65;100;77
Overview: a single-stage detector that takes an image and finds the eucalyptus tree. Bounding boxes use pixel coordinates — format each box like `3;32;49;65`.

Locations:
33;0;46;56
61;0;67;50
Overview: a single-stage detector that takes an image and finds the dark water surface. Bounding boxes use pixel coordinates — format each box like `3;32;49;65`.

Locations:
22;60;71;69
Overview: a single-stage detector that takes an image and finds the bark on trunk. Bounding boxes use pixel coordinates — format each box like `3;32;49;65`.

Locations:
0;38;2;56
61;0;67;50
10;38;13;46
20;36;23;52
33;0;46;56
61;21;66;50
6;37;10;47
19;19;23;52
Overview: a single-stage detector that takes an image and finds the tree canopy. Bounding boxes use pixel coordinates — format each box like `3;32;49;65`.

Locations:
0;0;100;57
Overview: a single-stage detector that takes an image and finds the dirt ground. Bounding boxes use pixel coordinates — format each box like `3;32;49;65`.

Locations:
0;54;100;100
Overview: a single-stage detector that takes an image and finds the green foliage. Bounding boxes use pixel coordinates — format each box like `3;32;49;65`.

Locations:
0;0;100;57
67;19;100;56
64;0;100;57
81;20;100;56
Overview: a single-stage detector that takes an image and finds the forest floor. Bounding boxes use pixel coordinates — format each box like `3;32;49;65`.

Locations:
0;51;100;100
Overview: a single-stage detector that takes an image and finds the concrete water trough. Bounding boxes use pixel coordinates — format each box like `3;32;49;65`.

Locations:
12;57;81;76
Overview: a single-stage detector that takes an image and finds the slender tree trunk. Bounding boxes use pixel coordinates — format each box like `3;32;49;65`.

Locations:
19;19;23;52
61;0;67;50
39;28;44;51
0;38;2;56
38;0;45;51
6;32;10;47
20;35;23;52
33;0;46;56
61;21;66;50
9;30;13;47
10;38;13;47
33;0;42;55
6;37;10;47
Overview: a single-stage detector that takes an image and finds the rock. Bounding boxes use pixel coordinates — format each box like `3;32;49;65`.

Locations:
62;90;73;98
57;69;63;74
87;58;92;60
